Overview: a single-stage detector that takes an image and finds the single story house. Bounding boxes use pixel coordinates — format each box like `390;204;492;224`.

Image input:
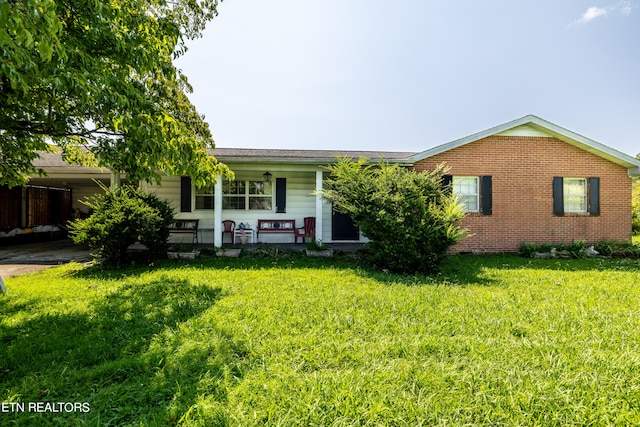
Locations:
3;115;639;252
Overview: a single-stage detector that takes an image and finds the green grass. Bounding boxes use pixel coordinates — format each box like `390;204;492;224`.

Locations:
2;253;640;426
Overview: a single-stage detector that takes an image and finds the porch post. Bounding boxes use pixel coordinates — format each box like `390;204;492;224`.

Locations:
315;170;324;243
213;174;223;247
109;169;121;190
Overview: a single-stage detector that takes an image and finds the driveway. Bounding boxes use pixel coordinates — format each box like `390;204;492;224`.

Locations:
0;239;90;278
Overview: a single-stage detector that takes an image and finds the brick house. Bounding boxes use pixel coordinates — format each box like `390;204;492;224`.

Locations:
3;115;639;251
411;115;640;252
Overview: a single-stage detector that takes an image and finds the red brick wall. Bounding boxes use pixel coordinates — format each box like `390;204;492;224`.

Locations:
412;136;633;253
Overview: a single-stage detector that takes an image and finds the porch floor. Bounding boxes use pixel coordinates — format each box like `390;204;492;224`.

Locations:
209;242;366;252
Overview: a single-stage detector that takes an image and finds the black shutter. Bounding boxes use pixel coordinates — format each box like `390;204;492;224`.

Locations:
480;176;492;215
589;177;600;216
442;175;453;194
180;176;192;212
553;177;564;216
275;177;286;213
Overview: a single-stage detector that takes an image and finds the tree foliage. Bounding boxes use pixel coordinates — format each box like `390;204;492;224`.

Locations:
322;158;467;274
68;184;175;266
0;0;231;187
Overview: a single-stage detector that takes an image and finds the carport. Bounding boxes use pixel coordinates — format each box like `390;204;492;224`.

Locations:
0;239;90;279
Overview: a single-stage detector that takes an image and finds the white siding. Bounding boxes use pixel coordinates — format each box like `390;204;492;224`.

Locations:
142;177;198;245
496;125;550;138
144;170;325;244
70;181;108;215
229;171;317;244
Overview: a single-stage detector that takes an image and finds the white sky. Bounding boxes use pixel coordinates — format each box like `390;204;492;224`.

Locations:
176;0;640;157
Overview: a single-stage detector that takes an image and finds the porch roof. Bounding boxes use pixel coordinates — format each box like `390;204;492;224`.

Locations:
209;148;417;165
32;148;417;168
32;151;106;175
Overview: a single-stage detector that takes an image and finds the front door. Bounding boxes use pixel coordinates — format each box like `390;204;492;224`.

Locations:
331;208;359;240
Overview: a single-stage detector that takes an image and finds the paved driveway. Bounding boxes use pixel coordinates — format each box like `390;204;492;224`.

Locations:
0;239;90;278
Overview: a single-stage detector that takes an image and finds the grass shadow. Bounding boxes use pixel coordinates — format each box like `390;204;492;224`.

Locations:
67;248;640;290
0;275;248;425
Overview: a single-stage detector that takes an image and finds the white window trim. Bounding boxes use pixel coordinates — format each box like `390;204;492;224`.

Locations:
563;177;587;213
223;180;246;210
453;176;479;213
194;184;215;211
222;179;274;211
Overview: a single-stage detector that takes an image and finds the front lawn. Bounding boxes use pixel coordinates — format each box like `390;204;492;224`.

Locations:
2;254;640;426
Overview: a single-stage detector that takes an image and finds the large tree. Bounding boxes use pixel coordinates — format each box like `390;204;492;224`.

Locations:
0;0;231;188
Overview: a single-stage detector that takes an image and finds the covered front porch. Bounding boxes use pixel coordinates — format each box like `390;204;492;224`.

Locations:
162;147;416;247
147;166;362;248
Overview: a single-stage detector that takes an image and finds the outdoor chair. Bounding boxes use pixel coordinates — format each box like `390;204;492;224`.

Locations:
222;220;236;245
295;216;316;244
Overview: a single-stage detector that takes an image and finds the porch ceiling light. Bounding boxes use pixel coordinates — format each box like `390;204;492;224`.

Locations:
262;171;272;182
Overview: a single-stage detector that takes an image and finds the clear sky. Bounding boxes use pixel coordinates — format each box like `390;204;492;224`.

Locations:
175;0;640;157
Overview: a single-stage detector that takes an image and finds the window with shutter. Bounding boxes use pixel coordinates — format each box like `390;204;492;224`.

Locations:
453;176;479;212
553;177;600;216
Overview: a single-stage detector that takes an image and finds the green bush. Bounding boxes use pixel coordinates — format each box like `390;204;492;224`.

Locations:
520;240;640;259
69;184;175;266
594;240;640;258
520;240;587;258
322;158;467;274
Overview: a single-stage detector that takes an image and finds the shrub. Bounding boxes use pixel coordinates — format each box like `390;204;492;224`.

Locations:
594;240;640;258
322;158;467;274
520;240;587;258
306;239;326;251
69;184;175;266
520;240;640;259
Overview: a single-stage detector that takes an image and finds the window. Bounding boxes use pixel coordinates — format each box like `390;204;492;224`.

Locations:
453;176;479;212
443;175;492;215
553;177;600;216
249;181;273;210
563;178;587;213
223;180;246;210
195;184;214;210
223;180;273;211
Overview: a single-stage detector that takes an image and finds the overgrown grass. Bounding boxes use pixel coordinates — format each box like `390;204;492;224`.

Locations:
2;254;640;426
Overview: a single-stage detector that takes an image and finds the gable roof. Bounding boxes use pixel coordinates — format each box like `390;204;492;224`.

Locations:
409;115;640;175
